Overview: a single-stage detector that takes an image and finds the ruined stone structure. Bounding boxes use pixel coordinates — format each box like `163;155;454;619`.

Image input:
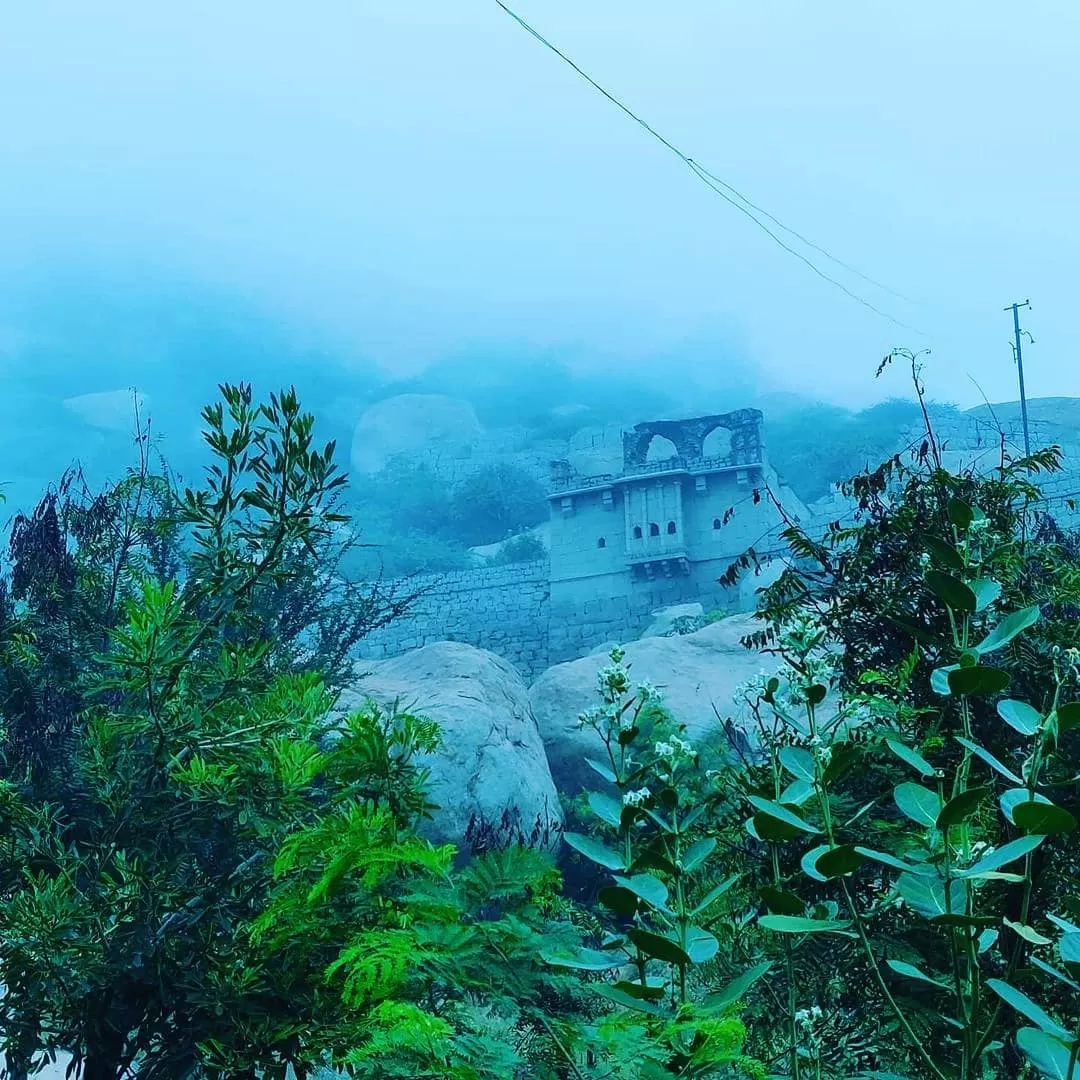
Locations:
355;410;797;678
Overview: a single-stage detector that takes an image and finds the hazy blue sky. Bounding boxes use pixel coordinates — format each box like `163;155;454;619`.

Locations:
2;1;1078;408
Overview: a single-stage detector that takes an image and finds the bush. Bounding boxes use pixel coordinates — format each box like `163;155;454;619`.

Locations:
490;531;547;566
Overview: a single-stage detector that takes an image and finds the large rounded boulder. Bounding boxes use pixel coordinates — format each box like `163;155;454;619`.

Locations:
335;642;562;849
529;614;768;795
350;393;483;476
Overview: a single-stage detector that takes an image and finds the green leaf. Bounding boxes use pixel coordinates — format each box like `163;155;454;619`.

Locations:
924;535;965;571
958;835;1044;877
926;570;977;612
627;928;691;966
1057;702;1080;734
1014;802;1077;835
937;785;991;828
998;699;1043;737
584;757;617;784
948;666;1011;696
986;979;1070;1038
955;736;1023;784
1001;788;1052;825
1031;955;1080;994
611;978;667;1001
612;874;669;910
587;791;624;827
747;813;802;843
747;796;820;835
815;844;866;879
854;847;934;876
898;873;968;920
1016;1027;1080;1079
702;961;773;1014
948;498;974;530
894;782;942;828
598;886;640;917
591;983;666;1016
1060;933;1080;979
823;743;861;784
758;914;854;935
800;844;831;883
542;947;625;971
931;665;959;695
885;738;936;777
691;874;739;917
885;959;950;990
686;926;720;964
974;605;1041;655
760;886;805;915
563;832;626;871
1005;918;1053;946
779;746;816;783
780;778;815;806
807;684;828;706
971;579;1002;612
681;837;717;874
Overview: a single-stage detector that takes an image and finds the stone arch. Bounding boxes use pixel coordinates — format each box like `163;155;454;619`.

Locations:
645;434;679;463
702;424;734;460
649;522;661;537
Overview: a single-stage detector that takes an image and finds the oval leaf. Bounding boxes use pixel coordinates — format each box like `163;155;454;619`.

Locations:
948;666;1011;696
886;959;950;990
681;837;717;874
955;736;1023;785
815;844;866;879
998;699;1042;737
627;928;691;966
686;926;720;964
612;873;670;910
779;746;816;783
937;785;991;828
703;961;773;1014
971;579;1002;612
747;796;820;835
760;886;805;915
542;947;625;971
1016;1027;1080;1079
926;570;977;612
958;834;1044;877
894;782;942;828
924;535;965;570
758;914;853;935
986;979;1070;1038
886;738;936;778
1001;788;1051;825
587;791;624;828
563;831;626;870
974;605;1041;655
1014;801;1077;835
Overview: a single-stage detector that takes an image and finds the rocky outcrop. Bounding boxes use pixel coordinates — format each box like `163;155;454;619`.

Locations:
336;642;562;849
349;393;483;475
529;614;768;794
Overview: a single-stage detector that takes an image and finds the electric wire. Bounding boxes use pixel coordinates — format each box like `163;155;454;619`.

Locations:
494;0;926;337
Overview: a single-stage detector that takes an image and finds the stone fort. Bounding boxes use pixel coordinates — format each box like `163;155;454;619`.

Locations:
355;409;801;678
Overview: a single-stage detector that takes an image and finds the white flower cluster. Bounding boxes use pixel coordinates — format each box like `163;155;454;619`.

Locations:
794;1005;823;1027
654;735;694;760
597;663;630;699
623;787;651;807
636;679;662;703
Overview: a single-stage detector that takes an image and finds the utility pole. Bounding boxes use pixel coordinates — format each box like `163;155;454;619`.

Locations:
1005;299;1033;456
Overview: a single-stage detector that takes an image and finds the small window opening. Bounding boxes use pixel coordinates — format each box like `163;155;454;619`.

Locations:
666;520;677;535
712;517;722;530
597;536;606;548
649;522;660;537
633;525;643;540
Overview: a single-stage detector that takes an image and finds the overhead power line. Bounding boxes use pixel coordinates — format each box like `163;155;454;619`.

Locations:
494;0;926;336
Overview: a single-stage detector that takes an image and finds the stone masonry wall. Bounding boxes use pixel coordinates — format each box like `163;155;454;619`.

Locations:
355;561;552;678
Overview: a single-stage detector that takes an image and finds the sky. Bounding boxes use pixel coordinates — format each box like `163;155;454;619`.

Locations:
1;0;1078;409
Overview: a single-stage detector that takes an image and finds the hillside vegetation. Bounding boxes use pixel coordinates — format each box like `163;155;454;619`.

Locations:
2;377;1080;1078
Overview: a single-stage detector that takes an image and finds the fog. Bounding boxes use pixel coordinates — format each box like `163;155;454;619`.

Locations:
1;1;1078;478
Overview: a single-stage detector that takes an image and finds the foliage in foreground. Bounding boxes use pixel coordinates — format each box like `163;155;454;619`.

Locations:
3;363;1080;1078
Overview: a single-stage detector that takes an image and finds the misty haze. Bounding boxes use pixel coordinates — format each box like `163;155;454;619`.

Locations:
1;4;1079;1079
